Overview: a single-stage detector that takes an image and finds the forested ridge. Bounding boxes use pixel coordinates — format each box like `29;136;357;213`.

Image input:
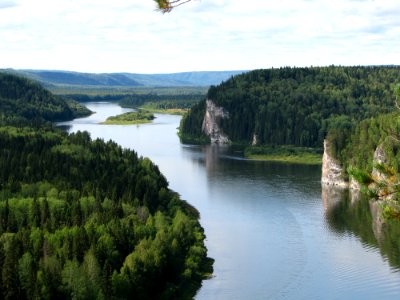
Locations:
0;73;211;299
180;66;400;147
0;73;90;126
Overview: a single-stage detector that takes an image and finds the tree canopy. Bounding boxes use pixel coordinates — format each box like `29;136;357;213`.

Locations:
0;72;212;298
180;66;400;147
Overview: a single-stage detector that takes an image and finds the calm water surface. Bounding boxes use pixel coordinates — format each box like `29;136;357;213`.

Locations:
59;102;400;300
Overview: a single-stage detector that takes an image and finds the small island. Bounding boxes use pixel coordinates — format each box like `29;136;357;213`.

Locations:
102;111;155;125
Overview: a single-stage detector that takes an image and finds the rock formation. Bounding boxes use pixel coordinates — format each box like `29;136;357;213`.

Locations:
252;133;258;146
202;99;230;144
371;143;388;182
321;139;348;187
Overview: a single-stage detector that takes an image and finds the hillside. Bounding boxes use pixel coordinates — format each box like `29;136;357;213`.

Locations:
0;73;90;126
3;69;245;88
180;66;400;147
0;128;211;299
0;73;211;298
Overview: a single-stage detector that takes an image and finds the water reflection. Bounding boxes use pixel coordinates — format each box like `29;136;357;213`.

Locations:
323;185;400;270
183;145;321;188
59;102;400;299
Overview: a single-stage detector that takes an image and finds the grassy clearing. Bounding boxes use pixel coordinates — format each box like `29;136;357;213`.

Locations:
244;145;323;165
138;105;188;115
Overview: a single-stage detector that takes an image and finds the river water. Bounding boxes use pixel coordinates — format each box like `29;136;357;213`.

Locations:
59;102;400;300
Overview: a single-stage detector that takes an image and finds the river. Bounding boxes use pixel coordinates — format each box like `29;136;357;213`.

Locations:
59;102;400;300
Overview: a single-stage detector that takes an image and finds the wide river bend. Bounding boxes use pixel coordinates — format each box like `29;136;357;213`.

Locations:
59;102;400;300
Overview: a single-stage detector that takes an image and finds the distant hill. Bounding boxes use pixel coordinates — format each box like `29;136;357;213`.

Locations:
2;69;245;88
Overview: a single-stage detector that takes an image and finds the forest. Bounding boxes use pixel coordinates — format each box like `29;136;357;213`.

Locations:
0;73;211;299
61;91;204;114
180;66;400;147
0;73;91;127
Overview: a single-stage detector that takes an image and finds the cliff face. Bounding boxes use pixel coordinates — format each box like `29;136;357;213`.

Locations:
371;143;388;181
252;133;258;146
321;140;389;190
321;139;348;187
202;99;230;144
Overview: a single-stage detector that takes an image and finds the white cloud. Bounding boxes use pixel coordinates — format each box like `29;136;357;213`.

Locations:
0;0;399;73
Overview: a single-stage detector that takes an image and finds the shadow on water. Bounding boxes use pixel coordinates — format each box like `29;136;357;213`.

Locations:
323;186;400;270
182;144;321;192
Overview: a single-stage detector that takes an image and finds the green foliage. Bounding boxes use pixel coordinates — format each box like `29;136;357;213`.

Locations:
61;90;203;115
179;99;209;144
331;111;400;218
0;72;90;126
119;93;203;110
0;74;211;298
64;99;92;118
0;127;211;299
347;166;373;185
102;111;155;125
181;66;400;146
382;205;400;221
244;145;322;164
329;113;400;172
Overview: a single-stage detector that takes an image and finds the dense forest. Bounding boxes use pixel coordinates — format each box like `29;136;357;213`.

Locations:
119;94;204;110
327;112;400;174
326;112;400;219
0;73;211;299
61;92;204;112
0;73;90;126
180;66;400;147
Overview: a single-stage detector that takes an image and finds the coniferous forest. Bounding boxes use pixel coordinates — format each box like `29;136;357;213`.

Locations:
0;73;211;299
180;65;400;218
180;66;400;147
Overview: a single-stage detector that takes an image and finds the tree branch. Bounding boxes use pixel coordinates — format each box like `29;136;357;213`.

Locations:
154;0;193;13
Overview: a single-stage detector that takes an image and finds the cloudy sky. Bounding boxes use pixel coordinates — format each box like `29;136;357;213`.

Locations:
1;0;399;73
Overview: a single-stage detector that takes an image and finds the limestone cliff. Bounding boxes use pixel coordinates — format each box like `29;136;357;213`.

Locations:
371;143;388;182
321;139;348;187
252;133;258;146
202;99;230;144
321;139;390;190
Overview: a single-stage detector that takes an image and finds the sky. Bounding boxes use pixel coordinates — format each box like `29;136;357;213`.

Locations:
1;0;400;73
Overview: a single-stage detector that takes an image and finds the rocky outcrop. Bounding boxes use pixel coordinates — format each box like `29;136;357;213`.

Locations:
371;143;388;181
252;133;258;146
321;140;390;191
321;139;348;187
202;99;230;144
350;177;362;191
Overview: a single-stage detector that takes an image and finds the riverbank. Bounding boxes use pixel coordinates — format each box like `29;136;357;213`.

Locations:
244;145;323;165
63;101;400;300
138;105;188;115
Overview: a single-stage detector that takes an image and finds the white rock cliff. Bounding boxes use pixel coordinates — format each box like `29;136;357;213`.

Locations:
321;139;348;187
371;143;388;182
202;99;231;144
321;139;389;190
